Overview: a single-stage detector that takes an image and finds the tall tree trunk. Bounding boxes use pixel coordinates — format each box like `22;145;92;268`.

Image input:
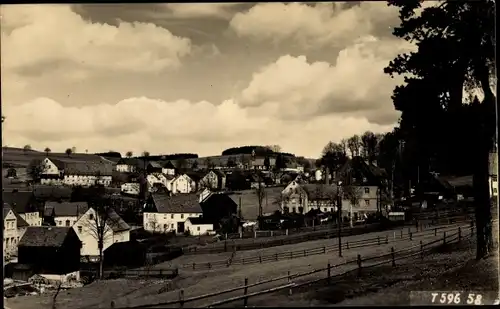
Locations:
98;240;104;279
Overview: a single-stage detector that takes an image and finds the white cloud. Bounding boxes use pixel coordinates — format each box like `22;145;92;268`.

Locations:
239;36;413;124
229;2;400;48
0;5;192;74
2;95;393;158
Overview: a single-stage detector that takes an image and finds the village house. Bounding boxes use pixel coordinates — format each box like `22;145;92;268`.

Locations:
73;206;130;261
2;191;42;226
3;204;29;257
39;158;113;187
199;193;238;230
143;193;213;234
200;170;226;191
43;201;89;227
281;182;337;214
115;158;138;173
169;174;196;194
185;217;214;236
147;173;168;191
335;157;387;218
251;157;276;170
162;161;176;175
147;161;163;174
16;226;81;283
121;182;140;196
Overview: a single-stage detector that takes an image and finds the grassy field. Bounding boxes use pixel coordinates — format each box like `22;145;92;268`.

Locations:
4;223;469;309
2;147;105;168
228;186;284;220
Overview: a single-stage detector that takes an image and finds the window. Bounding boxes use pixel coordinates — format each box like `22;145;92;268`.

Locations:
364;187;370;194
164;224;167;230
197;226;200;231
181;214;184;219
365;199;370;206
494;188;498;194
77;226;82;233
163;215;167;220
171;214;174;219
65;220;70;227
324;208;328;212
171;224;174;229
362;177;367;183
89;213;94;220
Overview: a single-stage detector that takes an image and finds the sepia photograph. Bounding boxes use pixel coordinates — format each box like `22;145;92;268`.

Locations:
1;1;498;308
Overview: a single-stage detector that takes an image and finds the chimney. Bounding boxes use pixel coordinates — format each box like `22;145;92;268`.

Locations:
325;167;330;185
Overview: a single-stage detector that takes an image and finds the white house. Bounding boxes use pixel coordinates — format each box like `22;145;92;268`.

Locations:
170;174;196;194
39;158;113;187
200;170;226;191
44;201;88;227
185;217;214;236
73;207;130;259
3;204;29;257
2;191;42;226
115;158;138;173
147;173;168;191
143;193;204;234
121;183;140;196
281;183;337;214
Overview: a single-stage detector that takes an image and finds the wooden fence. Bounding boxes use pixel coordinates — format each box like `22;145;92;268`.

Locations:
183;215;472;256
85;268;179;280
112;225;472;309
183;222;472;270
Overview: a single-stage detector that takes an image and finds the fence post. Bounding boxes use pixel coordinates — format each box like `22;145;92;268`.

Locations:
400;229;403;239
275;253;278;261
259;255;262;263
179;289;184;308
327;263;331;284
271;231;274;237
409;232;413;241
434;228;437;236
391;247;395;267
303;249;306;257
192;263;195;270
393;231;396;240
443;232;447;245
408;227;411;234
286;229;289;236
357;254;362;276
254;230;257;238
385;235;389;244
240;232;242;239
243;278;249;307
420;240;423;260
323;246;326;254
225;233;228;240
110;301;115;309
288;270;293;295
458;227;462;241
208;263;212;269
377;236;380;245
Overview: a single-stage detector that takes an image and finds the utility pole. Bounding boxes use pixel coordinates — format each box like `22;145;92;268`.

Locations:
337;181;343;257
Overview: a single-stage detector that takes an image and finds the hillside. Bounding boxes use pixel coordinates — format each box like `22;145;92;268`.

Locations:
2;147;106;168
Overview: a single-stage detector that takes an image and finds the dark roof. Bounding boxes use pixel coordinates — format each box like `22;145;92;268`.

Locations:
440;175;473;188
301;184;338;200
103;207;131;232
201;193;238;208
148;161;163;169
48;158;66;170
185;171;204;182
165;174;176;180
3;204;30;227
117;158;140;166
163;161;175;169
336;157;384;186
64;161;113;176
2;191;38;213
44;201;89;217
19;226;74;247
33;185;72;200
187;217;213;225
151;193;202;214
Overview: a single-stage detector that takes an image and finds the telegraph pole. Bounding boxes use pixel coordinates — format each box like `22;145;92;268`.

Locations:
337;181;343;257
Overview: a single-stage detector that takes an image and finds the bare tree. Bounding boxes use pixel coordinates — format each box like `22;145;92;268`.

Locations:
347;135;362;157
23;144;32;155
65;148;73;157
339;139;349;156
44;147;51;157
343;185;362;228
126;151;133;158
27;159;44;183
82;193;122;280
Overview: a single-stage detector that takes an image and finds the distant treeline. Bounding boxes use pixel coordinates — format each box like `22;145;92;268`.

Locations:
96;151;122;158
137;153;199;160
222;146;295;157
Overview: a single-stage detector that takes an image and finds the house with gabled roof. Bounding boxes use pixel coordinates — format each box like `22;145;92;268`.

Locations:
38;157;113;187
200;170;227;191
2;191;42;226
143;193;208;234
115;158;139;173
169;174;196;194
281;182;337;214
162;161;176;176
43;201;89;227
3;203;30;257
73;206;130;260
17;226;81;283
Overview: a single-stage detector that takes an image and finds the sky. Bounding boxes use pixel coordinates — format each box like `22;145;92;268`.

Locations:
1;2;430;158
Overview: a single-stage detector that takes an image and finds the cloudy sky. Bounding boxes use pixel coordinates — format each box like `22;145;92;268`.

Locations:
1;2;423;158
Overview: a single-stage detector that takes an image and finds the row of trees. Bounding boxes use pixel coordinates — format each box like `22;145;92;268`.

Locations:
23;145;78;158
